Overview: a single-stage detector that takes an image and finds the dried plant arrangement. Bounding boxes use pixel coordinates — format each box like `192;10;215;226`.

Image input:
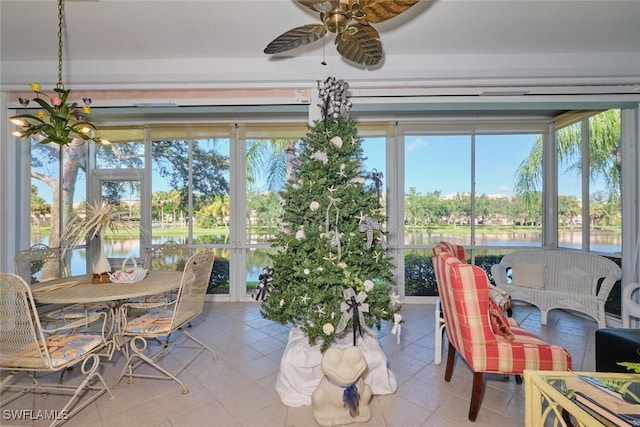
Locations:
61;200;144;281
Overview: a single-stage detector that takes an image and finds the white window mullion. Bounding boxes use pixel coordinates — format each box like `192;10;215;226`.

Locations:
543;123;558;248
388;123;403;297
581;118;590;251
230;123;246;302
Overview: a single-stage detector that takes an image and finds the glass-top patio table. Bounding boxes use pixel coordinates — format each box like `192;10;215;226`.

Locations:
31;271;183;305
31;271;183;346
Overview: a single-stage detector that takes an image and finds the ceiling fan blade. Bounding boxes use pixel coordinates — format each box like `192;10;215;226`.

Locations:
264;24;328;54
335;23;382;66
297;0;340;14
350;0;419;24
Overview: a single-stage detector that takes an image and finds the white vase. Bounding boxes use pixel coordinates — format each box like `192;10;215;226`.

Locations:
93;231;111;275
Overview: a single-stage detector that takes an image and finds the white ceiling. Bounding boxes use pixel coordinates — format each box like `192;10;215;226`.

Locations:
1;0;640;122
2;0;640;91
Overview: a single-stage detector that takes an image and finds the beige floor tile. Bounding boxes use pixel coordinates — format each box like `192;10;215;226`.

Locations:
0;302;596;427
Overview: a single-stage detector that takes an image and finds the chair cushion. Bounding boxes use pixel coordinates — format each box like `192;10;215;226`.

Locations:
45;302;108;320
124;309;194;335
488;299;514;341
2;334;104;369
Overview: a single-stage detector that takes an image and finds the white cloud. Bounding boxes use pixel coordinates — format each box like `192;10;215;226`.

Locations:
406;138;427;152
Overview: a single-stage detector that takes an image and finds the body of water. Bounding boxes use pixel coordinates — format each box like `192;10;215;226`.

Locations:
33;230;621;281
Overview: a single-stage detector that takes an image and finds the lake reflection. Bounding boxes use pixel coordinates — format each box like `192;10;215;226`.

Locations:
405;229;620;253
33;229;621;280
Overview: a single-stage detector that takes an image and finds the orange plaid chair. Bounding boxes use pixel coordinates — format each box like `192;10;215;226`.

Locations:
432;241;512;365
432;250;572;421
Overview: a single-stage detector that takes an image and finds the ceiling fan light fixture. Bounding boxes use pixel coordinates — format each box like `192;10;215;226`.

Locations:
322;3;351;33
264;0;418;67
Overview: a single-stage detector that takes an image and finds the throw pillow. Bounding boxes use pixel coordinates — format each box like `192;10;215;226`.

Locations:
511;262;545;289
488;299;515;341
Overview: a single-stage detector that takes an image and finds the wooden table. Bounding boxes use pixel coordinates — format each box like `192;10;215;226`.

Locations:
31;271;183;305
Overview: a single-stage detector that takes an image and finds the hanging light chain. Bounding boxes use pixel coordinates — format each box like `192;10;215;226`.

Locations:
57;0;64;90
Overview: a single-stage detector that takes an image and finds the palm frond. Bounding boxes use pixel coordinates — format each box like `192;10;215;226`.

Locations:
61;200;142;255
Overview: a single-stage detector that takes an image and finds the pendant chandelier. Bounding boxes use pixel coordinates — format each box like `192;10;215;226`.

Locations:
9;0;108;146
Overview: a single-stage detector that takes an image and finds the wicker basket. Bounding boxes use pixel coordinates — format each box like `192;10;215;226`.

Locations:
108;258;148;283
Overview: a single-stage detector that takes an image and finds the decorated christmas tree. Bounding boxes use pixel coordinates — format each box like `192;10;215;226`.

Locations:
260;78;400;351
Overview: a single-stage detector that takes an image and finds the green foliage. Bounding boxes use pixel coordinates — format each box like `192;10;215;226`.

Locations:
617;362;640;374
261;116;398;351
404;253;505;296
208;257;230;293
404;253;437;296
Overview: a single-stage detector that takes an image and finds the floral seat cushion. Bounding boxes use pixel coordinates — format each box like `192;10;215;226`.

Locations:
2;334;104;369
45;302;108;320
124;309;194;335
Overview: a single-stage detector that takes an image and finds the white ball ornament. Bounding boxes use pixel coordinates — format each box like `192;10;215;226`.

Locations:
310;201;320;211
304;268;310;275
330;136;343;148
322;323;335;335
364;280;374;292
296;229;305;240
279;299;285;307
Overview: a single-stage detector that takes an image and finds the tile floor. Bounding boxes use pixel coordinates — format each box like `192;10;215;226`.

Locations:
1;302;599;427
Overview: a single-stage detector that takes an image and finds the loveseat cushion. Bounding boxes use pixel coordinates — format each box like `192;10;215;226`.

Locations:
511;262;545;289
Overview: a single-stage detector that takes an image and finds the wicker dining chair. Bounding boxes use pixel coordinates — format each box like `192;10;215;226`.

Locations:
14;244;69;284
0;273;113;427
14;244;108;325
125;241;191;308
115;250;217;394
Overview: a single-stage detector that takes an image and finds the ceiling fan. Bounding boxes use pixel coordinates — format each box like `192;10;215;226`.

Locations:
264;0;419;66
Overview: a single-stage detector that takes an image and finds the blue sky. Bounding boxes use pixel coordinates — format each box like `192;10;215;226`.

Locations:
364;134;592;198
33;134;594;205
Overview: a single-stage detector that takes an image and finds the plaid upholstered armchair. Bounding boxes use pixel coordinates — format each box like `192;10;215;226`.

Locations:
432;249;572;421
431;241;512;365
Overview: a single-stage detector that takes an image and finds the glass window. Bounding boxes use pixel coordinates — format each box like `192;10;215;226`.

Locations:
557;121;583;249
588;110;621;253
555;110;621;253
241;123;307;297
100;179;142;260
96;141;145;169
31;139;88;275
245;138;297;245
191;139;231;246
30;140;58;247
361;137;386;211
477;134;542;247
404;134;471;247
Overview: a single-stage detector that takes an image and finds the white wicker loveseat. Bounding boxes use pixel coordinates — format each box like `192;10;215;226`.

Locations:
491;249;621;328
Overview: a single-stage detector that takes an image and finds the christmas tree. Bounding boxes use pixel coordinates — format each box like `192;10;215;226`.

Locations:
260;78;399;351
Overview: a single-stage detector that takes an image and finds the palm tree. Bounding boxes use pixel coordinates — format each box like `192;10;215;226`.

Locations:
246;139;299;191
168;189;181;227
152;190;171;229
515;110;621;204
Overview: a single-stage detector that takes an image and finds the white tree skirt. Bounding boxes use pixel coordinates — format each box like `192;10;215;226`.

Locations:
275;326;397;407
